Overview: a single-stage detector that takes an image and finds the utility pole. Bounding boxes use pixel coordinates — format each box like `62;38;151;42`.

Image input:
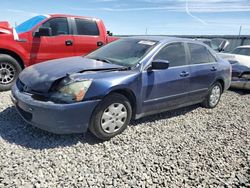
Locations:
238;25;242;36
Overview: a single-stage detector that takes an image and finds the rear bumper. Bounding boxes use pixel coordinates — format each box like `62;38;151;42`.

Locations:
230;77;250;90
11;84;100;134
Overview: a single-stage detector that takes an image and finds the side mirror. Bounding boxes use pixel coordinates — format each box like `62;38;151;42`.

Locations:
217;47;223;52
151;59;170;70
34;27;52;37
218;40;230;52
107;30;113;36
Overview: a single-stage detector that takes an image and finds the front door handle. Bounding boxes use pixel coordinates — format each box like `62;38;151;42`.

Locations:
211;66;217;71
65;40;73;46
180;71;189;77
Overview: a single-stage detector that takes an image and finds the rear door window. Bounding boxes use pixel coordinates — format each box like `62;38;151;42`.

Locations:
153;42;187;67
75;18;100;36
188;43;216;64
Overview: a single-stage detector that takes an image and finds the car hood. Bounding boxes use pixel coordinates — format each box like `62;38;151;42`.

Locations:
219;52;250;68
0;21;12;34
19;56;124;93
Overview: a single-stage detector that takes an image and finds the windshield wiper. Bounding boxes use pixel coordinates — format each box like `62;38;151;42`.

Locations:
77;66;131;74
88;57;131;71
118;66;131;71
91;57;113;64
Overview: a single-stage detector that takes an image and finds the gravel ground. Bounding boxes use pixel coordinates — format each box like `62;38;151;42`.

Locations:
0;90;249;187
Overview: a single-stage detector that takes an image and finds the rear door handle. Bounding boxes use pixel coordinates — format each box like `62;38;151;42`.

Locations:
97;41;104;47
211;66;217;71
65;40;73;46
180;71;190;77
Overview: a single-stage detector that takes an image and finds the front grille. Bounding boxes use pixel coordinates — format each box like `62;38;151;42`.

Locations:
17;105;32;122
31;94;50;102
16;79;50;102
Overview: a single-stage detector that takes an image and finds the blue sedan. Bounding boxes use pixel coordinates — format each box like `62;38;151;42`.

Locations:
11;36;231;140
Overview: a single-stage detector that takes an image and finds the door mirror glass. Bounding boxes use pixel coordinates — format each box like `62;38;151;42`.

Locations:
34;27;52;37
151;59;169;70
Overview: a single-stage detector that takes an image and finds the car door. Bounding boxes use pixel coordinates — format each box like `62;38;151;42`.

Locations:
72;18;106;56
141;42;191;114
30;17;75;64
187;42;218;102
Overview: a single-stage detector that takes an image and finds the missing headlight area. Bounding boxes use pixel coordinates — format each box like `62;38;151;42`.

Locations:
241;73;250;80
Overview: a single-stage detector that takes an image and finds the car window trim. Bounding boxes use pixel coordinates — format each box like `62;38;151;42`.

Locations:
67;17;75;35
168;62;217;69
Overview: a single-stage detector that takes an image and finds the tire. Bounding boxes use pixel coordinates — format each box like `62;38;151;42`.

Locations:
0;54;22;91
202;82;222;108
89;93;132;141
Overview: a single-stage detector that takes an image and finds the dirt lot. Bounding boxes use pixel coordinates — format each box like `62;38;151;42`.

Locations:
0;90;249;187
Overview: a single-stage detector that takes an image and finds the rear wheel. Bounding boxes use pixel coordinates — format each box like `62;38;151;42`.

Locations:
89;93;132;141
202;82;222;108
0;54;22;91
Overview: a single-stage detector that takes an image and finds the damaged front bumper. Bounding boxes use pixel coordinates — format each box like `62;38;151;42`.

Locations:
230;77;250;90
11;84;100;134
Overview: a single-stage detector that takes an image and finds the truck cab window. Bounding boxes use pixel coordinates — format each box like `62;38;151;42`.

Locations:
75;18;100;36
42;18;69;36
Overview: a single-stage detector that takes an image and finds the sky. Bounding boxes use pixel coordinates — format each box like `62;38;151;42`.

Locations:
0;0;250;35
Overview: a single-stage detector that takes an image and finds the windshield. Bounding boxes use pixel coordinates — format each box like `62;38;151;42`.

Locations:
15;15;49;34
231;48;250;56
86;38;158;67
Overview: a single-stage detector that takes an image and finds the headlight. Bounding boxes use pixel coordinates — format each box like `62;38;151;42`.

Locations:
51;79;92;103
242;73;250;80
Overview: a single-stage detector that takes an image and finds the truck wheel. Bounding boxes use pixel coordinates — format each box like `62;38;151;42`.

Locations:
0;54;22;91
89;93;132;141
202;82;222;108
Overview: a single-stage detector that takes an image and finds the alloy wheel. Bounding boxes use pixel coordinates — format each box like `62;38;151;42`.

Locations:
209;85;221;107
0;62;16;85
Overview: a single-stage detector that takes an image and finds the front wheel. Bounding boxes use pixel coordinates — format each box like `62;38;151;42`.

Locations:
202;82;222;108
89;93;132;141
0;54;22;91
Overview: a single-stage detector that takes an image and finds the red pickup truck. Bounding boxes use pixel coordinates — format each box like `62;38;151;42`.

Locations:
0;14;117;91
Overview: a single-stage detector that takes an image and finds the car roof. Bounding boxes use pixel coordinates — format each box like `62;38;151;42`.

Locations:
236;45;250;49
126;35;196;43
195;38;211;42
49;14;100;20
